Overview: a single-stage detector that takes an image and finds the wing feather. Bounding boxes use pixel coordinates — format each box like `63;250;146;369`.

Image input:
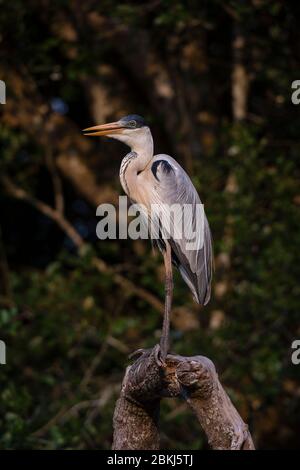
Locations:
147;154;213;305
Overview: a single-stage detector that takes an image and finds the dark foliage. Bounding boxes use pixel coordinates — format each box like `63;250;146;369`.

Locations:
0;0;299;449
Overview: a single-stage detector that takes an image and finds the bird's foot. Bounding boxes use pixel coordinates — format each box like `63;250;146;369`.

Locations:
128;344;167;368
153;343;167;368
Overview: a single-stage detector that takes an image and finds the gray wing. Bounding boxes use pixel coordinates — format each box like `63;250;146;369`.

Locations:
148;154;213;306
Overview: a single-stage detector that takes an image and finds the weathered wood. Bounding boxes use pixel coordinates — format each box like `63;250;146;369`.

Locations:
112;346;255;450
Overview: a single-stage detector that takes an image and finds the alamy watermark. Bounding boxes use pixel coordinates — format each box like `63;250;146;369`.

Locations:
0;340;6;365
291;340;300;365
0;80;6;104
96;196;205;251
291;80;300;105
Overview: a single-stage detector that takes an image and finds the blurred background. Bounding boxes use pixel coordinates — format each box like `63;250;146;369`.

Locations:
0;0;299;450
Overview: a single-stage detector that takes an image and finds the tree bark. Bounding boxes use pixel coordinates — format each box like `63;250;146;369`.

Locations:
112;346;255;450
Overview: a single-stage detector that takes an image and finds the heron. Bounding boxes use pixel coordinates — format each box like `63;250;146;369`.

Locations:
83;114;213;363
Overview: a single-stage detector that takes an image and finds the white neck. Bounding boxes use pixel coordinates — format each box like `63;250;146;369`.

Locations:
130;127;154;168
111;126;154;171
115;127;154;200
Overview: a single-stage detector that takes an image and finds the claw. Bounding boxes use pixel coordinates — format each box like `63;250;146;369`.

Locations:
153;344;166;368
128;345;167;368
128;348;148;360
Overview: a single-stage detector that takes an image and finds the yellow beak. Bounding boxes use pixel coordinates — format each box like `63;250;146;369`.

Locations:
82;121;125;137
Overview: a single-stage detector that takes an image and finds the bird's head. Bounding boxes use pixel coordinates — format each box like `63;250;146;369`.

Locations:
83;114;152;153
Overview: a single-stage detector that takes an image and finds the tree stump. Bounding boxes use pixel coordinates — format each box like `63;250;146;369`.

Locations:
112;346;254;450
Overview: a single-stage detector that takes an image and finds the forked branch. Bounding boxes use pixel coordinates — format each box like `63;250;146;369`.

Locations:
112;347;255;450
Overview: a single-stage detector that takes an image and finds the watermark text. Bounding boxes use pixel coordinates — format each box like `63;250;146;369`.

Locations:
96;196;205;251
0;340;6;365
0;80;6;104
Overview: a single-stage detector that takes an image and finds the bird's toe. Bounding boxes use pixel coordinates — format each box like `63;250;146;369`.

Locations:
128;348;148;360
153;343;166;368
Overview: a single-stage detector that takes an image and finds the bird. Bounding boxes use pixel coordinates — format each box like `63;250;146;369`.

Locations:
83;114;213;363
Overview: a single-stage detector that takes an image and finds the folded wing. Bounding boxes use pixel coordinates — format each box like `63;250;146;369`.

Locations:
147;154;213;305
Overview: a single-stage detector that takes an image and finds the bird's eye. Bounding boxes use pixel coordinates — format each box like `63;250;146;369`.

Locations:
128;120;137;128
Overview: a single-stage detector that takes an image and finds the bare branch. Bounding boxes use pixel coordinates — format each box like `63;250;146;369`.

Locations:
33;383;120;438
0;175;84;249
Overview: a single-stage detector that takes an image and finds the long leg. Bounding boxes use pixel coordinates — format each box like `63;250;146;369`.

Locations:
160;242;173;362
